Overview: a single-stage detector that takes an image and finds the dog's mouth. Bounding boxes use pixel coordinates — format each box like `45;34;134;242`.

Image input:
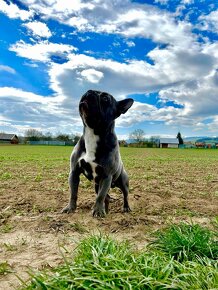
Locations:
79;100;89;117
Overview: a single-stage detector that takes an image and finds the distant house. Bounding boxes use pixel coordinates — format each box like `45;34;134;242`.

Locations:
195;142;205;148
0;133;19;144
159;138;179;148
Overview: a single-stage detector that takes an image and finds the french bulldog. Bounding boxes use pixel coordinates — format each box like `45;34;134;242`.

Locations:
62;90;134;217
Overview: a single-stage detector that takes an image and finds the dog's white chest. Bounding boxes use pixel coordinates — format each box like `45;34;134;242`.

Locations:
79;127;99;179
84;127;99;162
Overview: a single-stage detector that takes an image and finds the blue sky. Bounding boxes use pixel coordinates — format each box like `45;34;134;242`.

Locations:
0;0;218;139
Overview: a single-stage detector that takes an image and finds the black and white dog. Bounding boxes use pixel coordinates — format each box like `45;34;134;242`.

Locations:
62;90;134;217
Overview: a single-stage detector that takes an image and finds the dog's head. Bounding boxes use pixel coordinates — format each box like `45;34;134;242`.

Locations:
79;90;134;131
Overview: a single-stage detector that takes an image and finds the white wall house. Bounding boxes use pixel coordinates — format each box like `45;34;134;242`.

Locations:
159;138;179;148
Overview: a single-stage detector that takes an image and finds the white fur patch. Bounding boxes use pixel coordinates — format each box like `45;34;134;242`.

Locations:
84;127;99;161
80;127;99;178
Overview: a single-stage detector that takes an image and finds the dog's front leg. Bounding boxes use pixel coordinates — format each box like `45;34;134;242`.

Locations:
93;176;112;217
61;169;80;214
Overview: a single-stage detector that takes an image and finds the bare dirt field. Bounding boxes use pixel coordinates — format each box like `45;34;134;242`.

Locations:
0;145;218;289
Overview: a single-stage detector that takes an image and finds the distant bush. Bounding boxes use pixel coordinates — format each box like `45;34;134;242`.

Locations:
128;141;157;148
23;129;80;145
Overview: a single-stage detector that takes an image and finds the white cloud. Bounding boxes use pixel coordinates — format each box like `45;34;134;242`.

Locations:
203;43;218;60
126;40;135;47
0;0;33;20
48;44;216;103
181;0;194;4
0;87;67;125
99;7;194;47
15;0;195;47
46;43;218;132
48;53;165;101
154;0;169;4
23;21;52;38
198;10;218;34
147;45;215;81
158;70;218;127
116;100;186;129
0;65;16;74
116;102;157;127
0;87;82;134
80;69;104;83
9;40;77;62
0;86;63;105
207;116;218;133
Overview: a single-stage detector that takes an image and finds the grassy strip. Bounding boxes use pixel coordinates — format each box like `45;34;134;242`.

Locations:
150;222;218;261
21;223;218;289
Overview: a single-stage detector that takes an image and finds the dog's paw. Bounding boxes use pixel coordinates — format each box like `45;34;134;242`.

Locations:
61;205;76;214
92;205;106;218
123;206;131;213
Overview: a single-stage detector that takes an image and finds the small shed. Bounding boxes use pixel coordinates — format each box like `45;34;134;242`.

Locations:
0;133;19;144
159;138;179;148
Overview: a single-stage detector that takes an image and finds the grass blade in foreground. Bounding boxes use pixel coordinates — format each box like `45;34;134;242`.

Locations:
21;224;218;289
150;222;218;261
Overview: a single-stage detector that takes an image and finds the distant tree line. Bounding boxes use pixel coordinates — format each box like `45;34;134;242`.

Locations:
23;129;80;145
17;128;185;148
128;129;184;148
128;129;159;148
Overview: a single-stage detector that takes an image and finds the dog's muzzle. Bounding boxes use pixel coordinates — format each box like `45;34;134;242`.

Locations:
79;100;89;117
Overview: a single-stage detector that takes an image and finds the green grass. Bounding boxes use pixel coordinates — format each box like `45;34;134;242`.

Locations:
20;223;218;289
0;223;14;233
69;221;88;234
150;222;218;261
0;172;12;180
0;261;12;275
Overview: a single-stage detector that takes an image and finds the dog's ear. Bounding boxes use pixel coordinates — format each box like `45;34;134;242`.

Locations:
116;98;134;117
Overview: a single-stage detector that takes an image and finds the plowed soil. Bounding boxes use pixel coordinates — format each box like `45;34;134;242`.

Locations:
0;145;217;289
